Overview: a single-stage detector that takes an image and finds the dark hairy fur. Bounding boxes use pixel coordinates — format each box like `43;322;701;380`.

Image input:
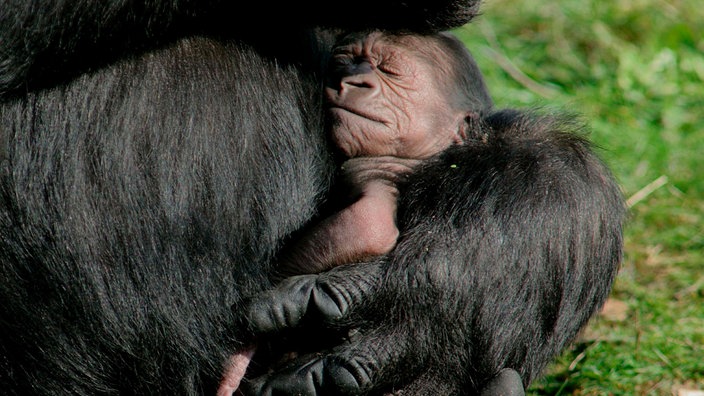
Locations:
0;0;481;98
391;110;624;391
0;1;625;394
0;36;330;394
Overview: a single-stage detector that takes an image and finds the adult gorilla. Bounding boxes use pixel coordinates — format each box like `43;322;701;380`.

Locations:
0;1;625;395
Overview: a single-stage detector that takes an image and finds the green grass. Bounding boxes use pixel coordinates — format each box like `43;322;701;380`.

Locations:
453;1;704;394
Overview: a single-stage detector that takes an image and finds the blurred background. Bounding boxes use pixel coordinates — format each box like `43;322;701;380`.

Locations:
452;0;703;394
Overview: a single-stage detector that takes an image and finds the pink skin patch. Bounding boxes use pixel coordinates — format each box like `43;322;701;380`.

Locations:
217;346;256;396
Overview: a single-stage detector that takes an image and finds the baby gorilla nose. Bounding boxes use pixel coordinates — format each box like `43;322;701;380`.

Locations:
333;58;373;78
328;58;375;90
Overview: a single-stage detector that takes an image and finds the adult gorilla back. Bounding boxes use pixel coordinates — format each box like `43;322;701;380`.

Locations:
0;1;625;395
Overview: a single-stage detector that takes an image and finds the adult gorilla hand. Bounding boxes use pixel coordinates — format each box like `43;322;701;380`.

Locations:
237;262;396;395
233;262;524;395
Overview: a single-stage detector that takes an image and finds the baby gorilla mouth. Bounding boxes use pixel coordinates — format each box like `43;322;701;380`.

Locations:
328;105;386;124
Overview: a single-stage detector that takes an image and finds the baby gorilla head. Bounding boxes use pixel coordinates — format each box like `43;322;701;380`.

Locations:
324;30;493;160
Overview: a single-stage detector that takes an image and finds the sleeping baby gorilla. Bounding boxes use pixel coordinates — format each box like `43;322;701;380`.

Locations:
276;30;493;278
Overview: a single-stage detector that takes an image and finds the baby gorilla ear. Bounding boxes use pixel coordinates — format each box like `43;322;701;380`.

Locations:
457;110;483;142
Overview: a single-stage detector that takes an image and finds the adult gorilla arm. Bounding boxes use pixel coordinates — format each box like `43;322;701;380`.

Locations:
236;110;626;395
0;0;480;97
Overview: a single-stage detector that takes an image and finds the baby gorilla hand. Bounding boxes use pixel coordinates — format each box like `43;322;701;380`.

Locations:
274;156;421;279
339;156;421;195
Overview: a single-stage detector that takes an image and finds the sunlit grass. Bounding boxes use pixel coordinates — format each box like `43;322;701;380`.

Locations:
454;0;704;393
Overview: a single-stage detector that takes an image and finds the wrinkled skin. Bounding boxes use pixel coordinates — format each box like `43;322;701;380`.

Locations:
326;31;469;159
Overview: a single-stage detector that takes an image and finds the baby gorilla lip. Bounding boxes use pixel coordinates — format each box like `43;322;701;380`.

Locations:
328;105;386;124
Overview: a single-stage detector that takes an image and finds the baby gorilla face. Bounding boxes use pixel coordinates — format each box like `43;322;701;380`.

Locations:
324;31;467;159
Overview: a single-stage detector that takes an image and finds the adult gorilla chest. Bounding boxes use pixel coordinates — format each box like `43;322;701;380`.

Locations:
0;36;329;394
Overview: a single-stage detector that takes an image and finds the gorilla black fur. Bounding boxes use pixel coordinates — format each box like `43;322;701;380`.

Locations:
394;110;624;387
0;36;329;394
0;1;625;395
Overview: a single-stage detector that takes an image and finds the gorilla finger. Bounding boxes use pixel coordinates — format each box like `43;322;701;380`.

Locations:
242;262;383;334
240;339;397;396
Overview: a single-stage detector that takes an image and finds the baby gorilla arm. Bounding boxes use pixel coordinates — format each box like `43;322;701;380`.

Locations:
276;186;398;277
276;156;419;278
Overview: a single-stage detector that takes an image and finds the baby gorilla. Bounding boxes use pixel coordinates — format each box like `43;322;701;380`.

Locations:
276;30;493;278
218;31;507;395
